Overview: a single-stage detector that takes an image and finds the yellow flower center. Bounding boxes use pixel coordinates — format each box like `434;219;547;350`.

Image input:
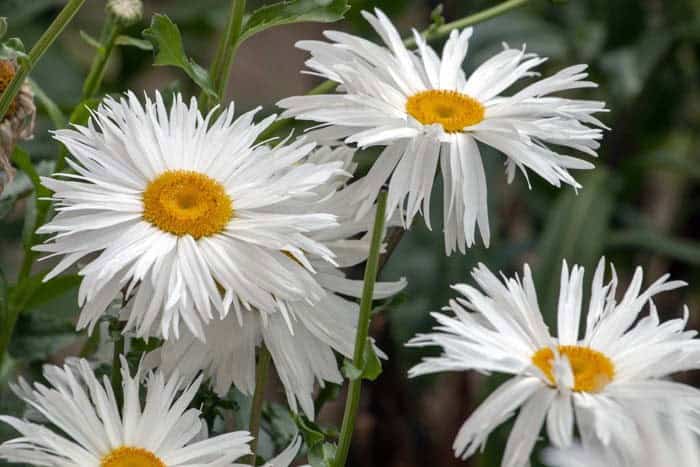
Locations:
405;90;484;132
100;447;166;467
142;170;233;239
0;60;18;118
531;345;615;393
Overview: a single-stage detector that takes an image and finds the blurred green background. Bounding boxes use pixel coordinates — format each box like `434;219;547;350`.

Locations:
1;0;700;466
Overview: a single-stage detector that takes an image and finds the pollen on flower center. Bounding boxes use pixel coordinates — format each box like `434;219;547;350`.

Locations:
0;60;18;118
532;345;615;393
100;446;166;467
405;90;484;132
142;170;233;239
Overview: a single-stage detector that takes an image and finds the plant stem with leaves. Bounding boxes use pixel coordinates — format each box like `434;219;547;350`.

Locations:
0;0;86;121
334;190;388;467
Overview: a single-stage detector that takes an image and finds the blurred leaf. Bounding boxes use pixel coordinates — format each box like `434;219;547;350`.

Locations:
0;268;7;330
11;147;46;197
341;339;382;381
116;35;153;51
9;298;77;360
534;169;615;321
309;442;337;467
0;160;52;220
240;0;350;43
263;403;299;451
314;382;340;413
0;37;27;61
294;414;325;447
0;17;6;40
30;78;67;129
79;30;101;49
143;14;217;98
69;98;100;126
608;230;700;265
0;0;55;26
22;275;81;311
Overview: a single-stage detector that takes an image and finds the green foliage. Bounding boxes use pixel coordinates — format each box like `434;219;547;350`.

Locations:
143;14;217;98
239;0;350;43
341;338;382;381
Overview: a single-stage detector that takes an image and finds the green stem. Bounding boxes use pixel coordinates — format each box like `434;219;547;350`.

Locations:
111;323;126;407
248;345;271;466
404;0;529;48
258;0;529;141
0;304;19;369
0;0;86;121
82;18;120;100
201;0;247;110
333;191;388;467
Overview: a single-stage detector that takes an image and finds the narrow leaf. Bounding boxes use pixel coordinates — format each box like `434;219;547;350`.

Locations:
240;0;349;43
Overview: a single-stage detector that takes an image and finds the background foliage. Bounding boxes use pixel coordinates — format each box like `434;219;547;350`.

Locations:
1;0;700;466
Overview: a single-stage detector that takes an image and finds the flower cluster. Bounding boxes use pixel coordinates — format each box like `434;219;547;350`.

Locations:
0;6;697;467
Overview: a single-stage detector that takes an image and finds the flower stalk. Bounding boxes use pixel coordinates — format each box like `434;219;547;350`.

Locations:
248;344;271;466
333;190;388;467
201;0;247;110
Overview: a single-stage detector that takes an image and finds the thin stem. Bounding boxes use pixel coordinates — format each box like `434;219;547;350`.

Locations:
258;0;529;141
82;18;120;100
404;0;529;48
201;0;247;110
0;0;86;121
248;345;271;466
334;191;388;467
110;321;126;408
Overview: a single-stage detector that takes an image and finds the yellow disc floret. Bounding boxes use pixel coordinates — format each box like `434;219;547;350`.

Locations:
143;170;233;239
0;60;18;118
405;90;485;132
101;447;166;467
532;345;615;393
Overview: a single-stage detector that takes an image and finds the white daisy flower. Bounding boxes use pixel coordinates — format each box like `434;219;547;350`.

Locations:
543;409;700;467
36;92;345;340
277;8;607;254
0;357;252;466
407;258;700;467
153;146;406;419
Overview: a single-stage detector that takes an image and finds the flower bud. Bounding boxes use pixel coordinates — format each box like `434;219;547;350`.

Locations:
107;0;143;27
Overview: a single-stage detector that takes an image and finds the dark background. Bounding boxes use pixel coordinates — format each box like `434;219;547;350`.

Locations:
1;0;700;466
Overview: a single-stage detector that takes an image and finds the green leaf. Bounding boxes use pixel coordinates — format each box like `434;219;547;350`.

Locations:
11;147;46;197
240;0;349;43
79;30;102;49
22;275;81;311
0;268;7;330
142;14;217;98
0;17;7;40
0;36;27;60
116;35;154;51
68;98;101;126
361;343;382;381
341;359;362;381
309;442;337;467
294;414;325;447
534;169;616;322
608;229;700;265
30;78;67;129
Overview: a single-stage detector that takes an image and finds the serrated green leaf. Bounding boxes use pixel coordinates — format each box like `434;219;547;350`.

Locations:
240;0;349;43
309;442;336;467
142;14;217;98
116;35;153;51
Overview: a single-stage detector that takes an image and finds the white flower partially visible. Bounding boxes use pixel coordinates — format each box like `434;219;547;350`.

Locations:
36;92;345;341
543;409;700;467
278;8;607;254
407;258;700;467
0;357;252;466
154;146;407;419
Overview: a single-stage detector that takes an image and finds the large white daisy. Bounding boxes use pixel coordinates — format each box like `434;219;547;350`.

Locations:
543;409;700;467
0;357;252;466
407;258;700;466
154;146;406;419
36;92;344;340
277;8;607;254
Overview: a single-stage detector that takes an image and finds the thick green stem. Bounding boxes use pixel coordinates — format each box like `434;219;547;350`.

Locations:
248;345;271;466
201;0;247;110
334;191;388;467
0;0;86;121
82;18;120;100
